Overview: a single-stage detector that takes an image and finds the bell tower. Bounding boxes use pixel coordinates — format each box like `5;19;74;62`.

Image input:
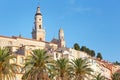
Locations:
59;28;66;47
32;6;45;41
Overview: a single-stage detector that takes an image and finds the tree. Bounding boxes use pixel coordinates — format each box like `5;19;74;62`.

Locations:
80;46;87;52
112;72;120;80
73;43;80;51
22;49;51;80
92;73;105;80
90;50;95;57
48;65;57;80
81;46;96;57
96;52;103;59
54;58;71;80
113;61;120;65
0;48;19;80
86;47;90;53
71;58;93;80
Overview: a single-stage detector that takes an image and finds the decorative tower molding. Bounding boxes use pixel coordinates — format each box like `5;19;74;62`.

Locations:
59;28;66;47
32;6;46;41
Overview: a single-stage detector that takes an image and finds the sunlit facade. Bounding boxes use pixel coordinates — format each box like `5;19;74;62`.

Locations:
0;6;119;80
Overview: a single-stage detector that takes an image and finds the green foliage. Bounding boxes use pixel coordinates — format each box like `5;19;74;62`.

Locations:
113;61;120;65
74;44;96;57
71;58;93;80
0;46;110;80
54;58;71;80
21;48;105;80
80;46;86;51
92;73;105;80
112;72;120;80
22;51;94;80
80;46;95;57
22;49;52;80
73;43;80;51
0;48;20;80
90;50;95;57
97;53;103;59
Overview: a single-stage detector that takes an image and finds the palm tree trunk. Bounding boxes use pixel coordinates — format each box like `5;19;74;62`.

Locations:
0;65;2;79
35;74;38;80
61;76;64;80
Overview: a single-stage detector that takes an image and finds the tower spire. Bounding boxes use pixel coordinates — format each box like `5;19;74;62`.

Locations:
35;6;42;16
37;6;41;13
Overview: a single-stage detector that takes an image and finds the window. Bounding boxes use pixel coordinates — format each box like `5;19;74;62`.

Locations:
8;41;12;46
39;19;41;21
19;57;24;64
39;25;41;29
56;53;58;58
19;67;22;73
39;38;42;41
13;58;17;63
15;76;18;80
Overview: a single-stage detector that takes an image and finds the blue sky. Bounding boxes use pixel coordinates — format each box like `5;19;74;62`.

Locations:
0;0;120;62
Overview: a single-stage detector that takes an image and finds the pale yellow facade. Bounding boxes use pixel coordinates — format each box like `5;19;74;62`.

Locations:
0;6;62;80
0;6;120;80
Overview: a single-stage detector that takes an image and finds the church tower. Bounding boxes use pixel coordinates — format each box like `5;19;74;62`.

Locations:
59;28;66;47
32;6;45;41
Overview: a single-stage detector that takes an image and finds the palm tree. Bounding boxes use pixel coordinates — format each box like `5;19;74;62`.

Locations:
0;48;19;80
71;58;93;80
92;73;105;80
48;65;56;80
22;49;52;80
112;72;120;80
54;58;71;80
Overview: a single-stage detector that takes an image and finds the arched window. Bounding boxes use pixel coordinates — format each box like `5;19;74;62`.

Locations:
40;38;42;41
39;25;41;29
56;53;58;58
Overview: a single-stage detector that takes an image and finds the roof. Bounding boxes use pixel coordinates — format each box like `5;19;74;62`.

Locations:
51;38;59;44
0;35;56;44
116;69;120;73
35;13;42;16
